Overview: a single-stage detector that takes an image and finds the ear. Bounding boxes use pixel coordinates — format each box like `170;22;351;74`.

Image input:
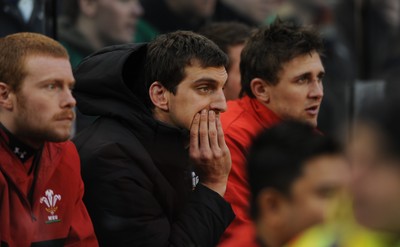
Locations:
0;82;14;110
250;78;270;103
257;188;288;226
79;0;98;17
149;81;169;111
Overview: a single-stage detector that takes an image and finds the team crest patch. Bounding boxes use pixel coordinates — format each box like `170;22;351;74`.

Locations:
40;189;62;224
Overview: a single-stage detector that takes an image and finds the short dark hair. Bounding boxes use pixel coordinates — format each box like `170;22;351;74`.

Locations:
145;30;228;96
358;97;400;159
248;121;341;219
198;22;252;68
240;19;324;98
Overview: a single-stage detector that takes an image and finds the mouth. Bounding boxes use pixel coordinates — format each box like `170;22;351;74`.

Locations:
56;117;74;124
305;105;320;116
55;111;75;122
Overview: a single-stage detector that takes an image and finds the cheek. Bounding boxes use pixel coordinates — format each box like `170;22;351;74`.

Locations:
291;190;327;226
369;174;400;203
171;98;206;129
98;8;124;29
274;89;306;115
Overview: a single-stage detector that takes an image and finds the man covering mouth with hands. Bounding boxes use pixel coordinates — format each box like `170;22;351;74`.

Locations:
72;30;234;247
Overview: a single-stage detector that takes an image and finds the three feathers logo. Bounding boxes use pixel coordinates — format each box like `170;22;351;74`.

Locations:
40;189;62;224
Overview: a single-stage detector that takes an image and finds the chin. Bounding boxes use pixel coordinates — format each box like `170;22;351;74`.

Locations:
49;130;72;142
301;118;318;128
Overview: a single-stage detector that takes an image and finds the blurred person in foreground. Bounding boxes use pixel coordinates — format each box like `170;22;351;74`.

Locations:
199;21;253;101
246;121;349;247
0;32;97;246
59;0;143;68
349;96;400;238
219;19;325;246
72;31;234;246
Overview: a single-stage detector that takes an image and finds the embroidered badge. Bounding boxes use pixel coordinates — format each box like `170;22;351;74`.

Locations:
40;189;62;224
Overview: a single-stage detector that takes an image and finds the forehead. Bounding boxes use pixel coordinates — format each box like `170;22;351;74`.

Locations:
181;62;227;84
292;154;348;193
278;51;324;78
302;155;348;180
21;55;74;85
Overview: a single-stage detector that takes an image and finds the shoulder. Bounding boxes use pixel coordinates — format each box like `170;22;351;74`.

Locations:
221;100;247;129
222;100;260;136
73;119;153;177
46;141;80;173
49;140;79;159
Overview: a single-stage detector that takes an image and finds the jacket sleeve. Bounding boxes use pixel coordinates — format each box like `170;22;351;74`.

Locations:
64;142;99;247
64;177;99;247
218;131;254;247
81;143;234;247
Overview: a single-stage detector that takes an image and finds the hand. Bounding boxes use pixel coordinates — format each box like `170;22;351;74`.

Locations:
189;109;232;196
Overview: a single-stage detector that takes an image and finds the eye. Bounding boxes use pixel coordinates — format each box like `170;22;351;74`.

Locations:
316;187;337;199
297;77;308;84
198;86;211;93
45;82;64;92
46;83;56;90
318;74;325;83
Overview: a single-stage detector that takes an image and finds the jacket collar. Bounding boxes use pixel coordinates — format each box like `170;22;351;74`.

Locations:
0;123;37;163
242;95;282;127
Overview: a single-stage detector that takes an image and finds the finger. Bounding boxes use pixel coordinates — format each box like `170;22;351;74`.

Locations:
208;110;219;150
190;113;200;151
199;109;210;150
216;116;227;148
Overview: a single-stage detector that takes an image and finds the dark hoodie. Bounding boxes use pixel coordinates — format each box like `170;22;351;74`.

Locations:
72;43;234;247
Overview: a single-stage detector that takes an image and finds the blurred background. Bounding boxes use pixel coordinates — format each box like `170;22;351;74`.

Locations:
2;0;398;136
2;1;400;246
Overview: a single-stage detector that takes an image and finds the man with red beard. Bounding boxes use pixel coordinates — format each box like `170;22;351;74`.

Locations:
0;33;98;246
219;19;325;246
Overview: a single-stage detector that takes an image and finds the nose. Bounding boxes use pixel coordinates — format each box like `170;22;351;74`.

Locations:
61;88;76;109
209;89;227;113
308;80;324;100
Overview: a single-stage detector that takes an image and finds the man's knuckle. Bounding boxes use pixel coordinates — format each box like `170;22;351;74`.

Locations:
209;131;217;139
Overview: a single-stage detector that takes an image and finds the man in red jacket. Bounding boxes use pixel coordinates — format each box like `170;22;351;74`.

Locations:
219;19;325;246
0;33;98;246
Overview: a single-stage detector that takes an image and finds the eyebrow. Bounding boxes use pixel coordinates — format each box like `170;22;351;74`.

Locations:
294;70;325;79
193;77;227;87
37;78;75;86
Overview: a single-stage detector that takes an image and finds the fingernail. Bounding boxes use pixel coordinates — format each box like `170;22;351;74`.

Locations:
202;109;207;114
209;110;215;115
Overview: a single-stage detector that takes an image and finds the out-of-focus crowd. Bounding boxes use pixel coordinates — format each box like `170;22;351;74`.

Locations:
2;1;400;247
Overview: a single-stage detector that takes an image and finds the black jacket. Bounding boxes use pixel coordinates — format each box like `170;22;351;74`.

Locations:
72;43;235;247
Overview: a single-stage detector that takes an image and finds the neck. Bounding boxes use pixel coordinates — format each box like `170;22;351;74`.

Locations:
0;119;43;149
152;108;173;126
76;17;104;51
